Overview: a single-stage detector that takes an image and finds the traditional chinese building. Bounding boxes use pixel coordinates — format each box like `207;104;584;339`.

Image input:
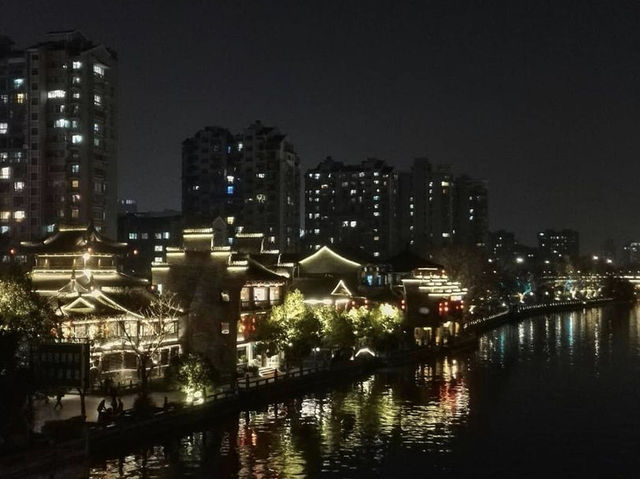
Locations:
151;229;289;377
21;224;182;383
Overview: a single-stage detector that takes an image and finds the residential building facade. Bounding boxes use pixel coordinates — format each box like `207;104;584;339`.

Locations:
304;157;399;259
181;121;300;252
0;31;117;242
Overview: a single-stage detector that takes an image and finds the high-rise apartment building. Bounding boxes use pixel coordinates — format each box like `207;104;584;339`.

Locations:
304;157;398;259
411;158;455;253
454;175;488;248
408;158;488;253
0;31;117;241
537;229;579;262
181;121;300;252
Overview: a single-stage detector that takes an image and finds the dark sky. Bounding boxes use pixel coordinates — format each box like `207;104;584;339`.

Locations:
3;0;640;252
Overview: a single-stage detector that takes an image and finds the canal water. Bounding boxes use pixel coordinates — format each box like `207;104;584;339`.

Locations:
89;304;640;477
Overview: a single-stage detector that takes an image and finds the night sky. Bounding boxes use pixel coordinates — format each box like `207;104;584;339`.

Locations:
3;1;639;252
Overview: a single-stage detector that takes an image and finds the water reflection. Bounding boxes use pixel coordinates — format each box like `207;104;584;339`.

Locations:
90;305;640;477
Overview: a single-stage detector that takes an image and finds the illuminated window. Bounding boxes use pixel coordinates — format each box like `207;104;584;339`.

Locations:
93;123;100;133
128;233;138;240
0;123;7;135
237;142;243;151
154;245;163;252
72;92;80;99
141;233;148;240
71;180;79;188
256;173;265;178
71;194;80;203
0;95;7;104
13;79;24;88
47;90;66;99
16;93;24;104
154;232;162;239
0;153;6;161
93;64;105;77
72;135;82;144
54;119;70;128
227;216;235;225
14;210;25;220
71;164;79;174
154;256;163;263
226;185;234;195
350;221;357;227
72;61;82;69
13;182;24;192
0;211;9;220
94;94;102;106
71;208;79;219
226;175;234;183
163;232;170;239
256;194;267;203
0;167;10;179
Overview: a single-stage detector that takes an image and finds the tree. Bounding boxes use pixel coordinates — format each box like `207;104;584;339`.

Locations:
368;303;404;352
0;277;58;341
165;352;217;400
254;290;321;368
119;292;182;397
314;306;355;352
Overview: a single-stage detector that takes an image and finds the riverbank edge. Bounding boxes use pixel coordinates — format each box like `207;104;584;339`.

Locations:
0;297;624;477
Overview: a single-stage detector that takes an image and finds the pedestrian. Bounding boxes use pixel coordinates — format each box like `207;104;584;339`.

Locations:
97;399;106;413
118;398;124;413
54;392;64;409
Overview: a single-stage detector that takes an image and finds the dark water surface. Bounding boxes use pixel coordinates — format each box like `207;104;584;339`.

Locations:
89;304;640;477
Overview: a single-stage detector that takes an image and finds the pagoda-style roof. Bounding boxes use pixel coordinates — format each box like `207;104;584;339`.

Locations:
31;269;148;294
298;246;362;276
21;224;129;255
228;258;287;285
234;233;265;254
381;250;443;272
291;276;359;300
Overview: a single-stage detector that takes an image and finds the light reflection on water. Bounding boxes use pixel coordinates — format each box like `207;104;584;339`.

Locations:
89;304;640;478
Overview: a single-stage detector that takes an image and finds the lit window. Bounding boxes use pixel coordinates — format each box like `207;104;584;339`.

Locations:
141;233;148;239
226;175;234;183
237;142;243;151
256;173;265;179
94;138;100;147
227;185;234;195
71;194;80;203
72;61;82;69
93;123;100;133
0;211;9;220
350;221;357;227
192;185;199;191
72;135;82;144
14;210;25;220
0;167;10;179
163;232;170;239
154;245;163;252
154;256;163;263
154;233;162;239
71;208;79;219
0;153;6;161
0;123;7;135
256;193;266;202
94;94;102;106
71;164;79;174
13;79;24;88
71;180;79;188
93;64;105;77
128;233;138;240
16;93;25;104
13;182;24;192
227;216;235;225
0;226;9;234
54;119;70;128
0;95;7;104
71;120;78;128
373;252;380;257
72;92;80;99
47;90;66;99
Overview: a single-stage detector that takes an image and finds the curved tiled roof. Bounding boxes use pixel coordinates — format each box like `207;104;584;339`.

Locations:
20;224;129;255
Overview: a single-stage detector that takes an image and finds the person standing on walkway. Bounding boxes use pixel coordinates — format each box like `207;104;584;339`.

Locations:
54;392;64;409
